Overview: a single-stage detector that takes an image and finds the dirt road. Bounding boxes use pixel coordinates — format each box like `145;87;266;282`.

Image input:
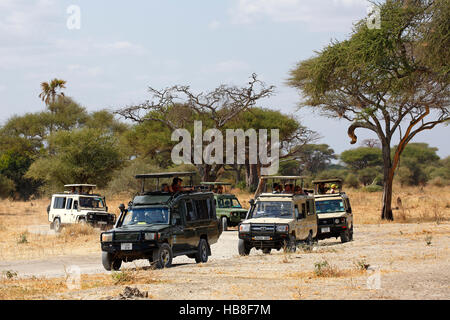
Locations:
1;222;449;299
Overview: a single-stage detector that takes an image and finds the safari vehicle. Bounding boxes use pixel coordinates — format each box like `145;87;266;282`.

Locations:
238;176;318;255
100;172;222;270
313;179;353;243
200;182;248;231
48;184;116;232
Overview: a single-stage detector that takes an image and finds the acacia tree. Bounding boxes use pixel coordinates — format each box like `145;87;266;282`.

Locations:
115;74;276;182
288;0;449;220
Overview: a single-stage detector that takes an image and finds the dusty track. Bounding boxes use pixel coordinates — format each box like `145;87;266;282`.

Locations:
1;222;449;299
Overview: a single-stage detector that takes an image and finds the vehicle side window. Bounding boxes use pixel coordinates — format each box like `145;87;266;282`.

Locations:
301;203;306;219
66;198;73;210
172;202;183;226
206;198;215;219
194;199;209;220
185;200;196;222
53;197;66;209
73;200;78;210
307;200;314;215
294;205;299;219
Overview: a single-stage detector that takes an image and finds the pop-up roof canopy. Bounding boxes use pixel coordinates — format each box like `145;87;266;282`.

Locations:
135;172;196;193
254;176;307;197
312;179;343;194
64;184;97;194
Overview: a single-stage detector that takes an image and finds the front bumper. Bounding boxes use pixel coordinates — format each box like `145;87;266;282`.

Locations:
317;223;348;239
101;241;158;260
239;232;289;249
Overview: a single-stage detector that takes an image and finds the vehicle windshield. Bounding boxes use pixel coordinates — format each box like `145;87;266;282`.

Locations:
253;201;292;218
217;197;242;209
79;197;105;209
315;200;345;214
122;207;169;226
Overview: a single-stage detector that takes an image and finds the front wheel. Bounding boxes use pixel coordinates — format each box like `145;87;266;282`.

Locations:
153;243;173;269
102;252;122;271
284;234;297;253
222;217;228;231
195;239;209;263
238;239;251;256
340;228;351;243
53;218;61;233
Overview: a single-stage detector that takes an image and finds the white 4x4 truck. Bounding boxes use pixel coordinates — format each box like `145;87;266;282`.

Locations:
313;179;353;243
47;184;116;232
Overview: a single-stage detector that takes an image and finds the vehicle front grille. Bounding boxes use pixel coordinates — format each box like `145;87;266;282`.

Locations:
114;232;141;241
87;212;111;222
251;224;275;233
236;212;247;219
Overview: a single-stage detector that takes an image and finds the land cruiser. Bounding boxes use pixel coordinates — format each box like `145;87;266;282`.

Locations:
238;176;318;255
100;172;222;270
200;182;248;231
313;179;353;243
48;184;116;232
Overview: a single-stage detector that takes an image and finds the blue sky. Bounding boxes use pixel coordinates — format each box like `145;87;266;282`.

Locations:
0;0;448;157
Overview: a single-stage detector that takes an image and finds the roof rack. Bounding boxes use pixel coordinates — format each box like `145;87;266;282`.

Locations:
63;184;98;195
254;175;308;198
135;172;196;194
312;178;343;195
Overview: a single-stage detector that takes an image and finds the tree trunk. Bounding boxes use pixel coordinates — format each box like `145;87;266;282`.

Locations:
245;163;259;191
381;145;394;221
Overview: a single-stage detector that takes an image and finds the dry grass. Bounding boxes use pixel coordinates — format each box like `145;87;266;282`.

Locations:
0;267;163;300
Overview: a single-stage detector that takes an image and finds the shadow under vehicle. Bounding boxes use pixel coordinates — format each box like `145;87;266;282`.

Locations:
313;179;353;243
100;172;222;270
200;182;248;231
48;184;116;232
238;176;318;255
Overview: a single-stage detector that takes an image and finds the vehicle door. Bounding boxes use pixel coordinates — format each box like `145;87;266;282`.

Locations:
306;198;318;237
183;199;199;250
170;200;191;253
192;197;211;242
52;196;67;223
296;201;308;240
65;197;74;223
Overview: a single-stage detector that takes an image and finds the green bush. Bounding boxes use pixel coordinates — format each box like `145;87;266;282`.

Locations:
345;173;359;189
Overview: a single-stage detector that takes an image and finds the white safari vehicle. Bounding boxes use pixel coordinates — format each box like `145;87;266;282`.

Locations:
47;184;116;232
313;179;353;243
238;176;318;255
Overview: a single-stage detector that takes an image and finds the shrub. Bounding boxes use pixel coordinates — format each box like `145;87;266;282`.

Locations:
345;173;359;188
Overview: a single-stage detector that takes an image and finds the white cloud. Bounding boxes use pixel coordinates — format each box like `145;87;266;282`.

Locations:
230;0;370;31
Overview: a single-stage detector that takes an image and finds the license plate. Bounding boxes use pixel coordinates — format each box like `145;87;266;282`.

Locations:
98;221;107;225
254;236;270;241
121;243;132;250
321;227;330;233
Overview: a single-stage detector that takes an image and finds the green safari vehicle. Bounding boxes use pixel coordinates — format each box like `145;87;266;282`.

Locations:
201;182;248;231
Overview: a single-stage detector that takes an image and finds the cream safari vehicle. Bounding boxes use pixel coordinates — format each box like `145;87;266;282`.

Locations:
238;176;318;255
313;179;353;243
47;184;116;232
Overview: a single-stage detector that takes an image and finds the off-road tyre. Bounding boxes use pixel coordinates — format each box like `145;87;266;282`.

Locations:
153;243;173;269
195;238;209;263
238;239;251;256
102;252;122;271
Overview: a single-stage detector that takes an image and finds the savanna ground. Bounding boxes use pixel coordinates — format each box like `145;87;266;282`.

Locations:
0;185;449;300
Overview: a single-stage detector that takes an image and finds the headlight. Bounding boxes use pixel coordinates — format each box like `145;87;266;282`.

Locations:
144;232;156;240
276;225;289;233
334;219;340;224
239;224;250;232
101;233;113;242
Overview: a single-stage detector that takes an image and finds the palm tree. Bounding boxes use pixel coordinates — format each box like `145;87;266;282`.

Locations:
39;79;67;106
38;79;67;154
